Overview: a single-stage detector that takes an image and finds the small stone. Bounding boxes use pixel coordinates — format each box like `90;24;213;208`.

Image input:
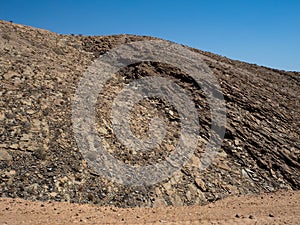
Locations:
49;192;58;197
87;152;97;161
218;151;227;158
195;178;207;191
3;71;17;80
0;149;12;161
13;77;22;86
249;214;254;219
241;169;250;179
0;112;5;120
98;126;108;134
20;134;31;141
87;193;94;201
269;213;274;217
26;109;35;115
234;139;239;146
4;170;16;177
25;183;39;194
9;144;19;149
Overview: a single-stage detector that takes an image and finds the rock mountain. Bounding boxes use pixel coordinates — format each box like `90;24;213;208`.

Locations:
0;20;299;207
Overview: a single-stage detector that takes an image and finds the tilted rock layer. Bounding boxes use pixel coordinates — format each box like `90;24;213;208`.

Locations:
0;20;299;207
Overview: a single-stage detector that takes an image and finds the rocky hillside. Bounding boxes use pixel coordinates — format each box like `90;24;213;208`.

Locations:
0;20;299;207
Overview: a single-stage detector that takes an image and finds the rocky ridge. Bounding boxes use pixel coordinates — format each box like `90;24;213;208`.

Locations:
0;20;299;207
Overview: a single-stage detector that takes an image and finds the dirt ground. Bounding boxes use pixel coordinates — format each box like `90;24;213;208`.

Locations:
0;190;299;225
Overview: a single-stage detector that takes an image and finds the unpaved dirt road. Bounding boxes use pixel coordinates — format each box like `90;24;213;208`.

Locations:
1;190;299;224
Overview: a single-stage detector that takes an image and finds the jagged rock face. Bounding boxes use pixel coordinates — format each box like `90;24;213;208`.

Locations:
0;20;299;207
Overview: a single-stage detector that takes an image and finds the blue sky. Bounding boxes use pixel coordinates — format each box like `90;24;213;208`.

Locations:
1;0;299;71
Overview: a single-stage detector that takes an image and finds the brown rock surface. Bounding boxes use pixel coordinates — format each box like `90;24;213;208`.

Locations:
0;20;299;209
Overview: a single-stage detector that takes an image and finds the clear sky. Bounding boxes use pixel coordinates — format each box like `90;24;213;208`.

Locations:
1;0;299;71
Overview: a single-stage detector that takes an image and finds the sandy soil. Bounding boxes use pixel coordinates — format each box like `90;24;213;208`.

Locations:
0;190;299;225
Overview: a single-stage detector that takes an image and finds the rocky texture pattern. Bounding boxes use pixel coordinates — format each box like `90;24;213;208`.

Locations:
0;20;299;207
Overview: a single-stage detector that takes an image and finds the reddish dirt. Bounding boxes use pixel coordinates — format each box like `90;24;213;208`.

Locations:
1;190;299;225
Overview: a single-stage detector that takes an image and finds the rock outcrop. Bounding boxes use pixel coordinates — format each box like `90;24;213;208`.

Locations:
0;20;299;207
